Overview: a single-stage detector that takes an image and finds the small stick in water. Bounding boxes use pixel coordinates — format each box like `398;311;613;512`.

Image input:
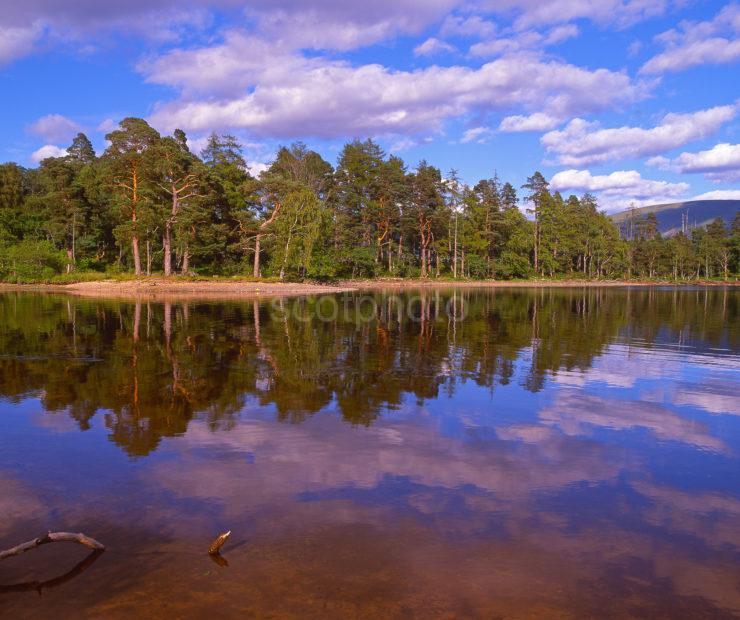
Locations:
208;531;231;555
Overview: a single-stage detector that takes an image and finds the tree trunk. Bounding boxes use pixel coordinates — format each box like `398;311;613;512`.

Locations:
253;234;261;278
131;170;142;276
453;213;458;278
280;229;293;281
132;235;142;276
163;223;172;277
181;247;190;275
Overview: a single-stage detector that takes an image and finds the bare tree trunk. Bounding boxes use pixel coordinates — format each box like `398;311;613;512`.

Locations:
163;224;172;277
252;203;282;278
164;190;178;277
181;247;190;274
280;228;293;281
132;235;142;276
132;171;142;276
253;234;261;278
453;213;458;278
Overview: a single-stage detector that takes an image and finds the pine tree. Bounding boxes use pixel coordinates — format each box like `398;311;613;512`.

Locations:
103;118;161;275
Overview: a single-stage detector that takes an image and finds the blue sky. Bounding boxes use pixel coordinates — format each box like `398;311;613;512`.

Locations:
1;0;739;211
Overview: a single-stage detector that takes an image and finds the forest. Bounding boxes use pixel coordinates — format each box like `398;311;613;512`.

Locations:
0;117;738;283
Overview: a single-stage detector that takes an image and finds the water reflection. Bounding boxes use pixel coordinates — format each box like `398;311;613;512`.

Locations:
0;288;738;618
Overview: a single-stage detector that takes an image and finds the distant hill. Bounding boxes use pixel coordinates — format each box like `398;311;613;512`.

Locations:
610;200;738;237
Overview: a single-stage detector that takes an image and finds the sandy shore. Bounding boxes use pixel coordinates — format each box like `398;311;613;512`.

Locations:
0;279;356;301
0;277;735;300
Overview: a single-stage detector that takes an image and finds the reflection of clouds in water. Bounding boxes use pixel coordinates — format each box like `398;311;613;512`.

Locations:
672;378;740;415
628;481;740;612
143;417;740;615
31;409;82;433
554;344;739;390
149;414;623;515
633;480;740;549
517;509;740;615
538;390;726;452
0;474;45;536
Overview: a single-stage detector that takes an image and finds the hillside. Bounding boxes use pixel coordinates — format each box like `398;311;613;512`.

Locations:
610;200;738;237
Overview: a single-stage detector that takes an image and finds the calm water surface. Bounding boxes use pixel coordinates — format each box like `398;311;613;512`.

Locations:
0;287;738;619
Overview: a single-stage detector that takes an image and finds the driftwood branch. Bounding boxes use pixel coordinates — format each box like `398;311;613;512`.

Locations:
208;531;231;555
0;532;105;561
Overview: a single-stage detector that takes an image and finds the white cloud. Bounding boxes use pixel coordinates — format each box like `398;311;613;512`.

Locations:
461;127;493;143
0;23;41;64
550;168;689;212
673;143;740;182
1;0;457;65
646;143;740;182
251;1;458;52
414;37;456;57
641;4;740;74
388;137;422;152
97;118;119;133
544;23;579;44
646;155;671;170
499;112;559;132
642;37;740;75
31;144;68;162
439;14;497;39
248;160;270;176
550;168;688;196
467;23;578;58
468;31;542;56
691;189;740;201
542;104;738;166
483;0;673;30
27;113;81;143
144;35;642;138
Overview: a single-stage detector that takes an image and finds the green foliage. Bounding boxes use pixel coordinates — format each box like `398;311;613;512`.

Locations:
1;116;737;282
0;240;67;282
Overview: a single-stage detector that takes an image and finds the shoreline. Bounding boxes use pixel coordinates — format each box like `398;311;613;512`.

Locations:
0;277;737;300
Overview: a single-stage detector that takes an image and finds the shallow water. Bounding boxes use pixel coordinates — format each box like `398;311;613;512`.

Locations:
0;287;738;619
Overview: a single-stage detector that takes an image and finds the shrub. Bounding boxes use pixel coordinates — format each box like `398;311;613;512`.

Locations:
0;240;67;283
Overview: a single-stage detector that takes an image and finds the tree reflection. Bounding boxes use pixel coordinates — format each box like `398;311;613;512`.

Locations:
0;287;735;456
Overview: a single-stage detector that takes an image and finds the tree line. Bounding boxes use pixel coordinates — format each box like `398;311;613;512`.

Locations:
0;117;738;282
